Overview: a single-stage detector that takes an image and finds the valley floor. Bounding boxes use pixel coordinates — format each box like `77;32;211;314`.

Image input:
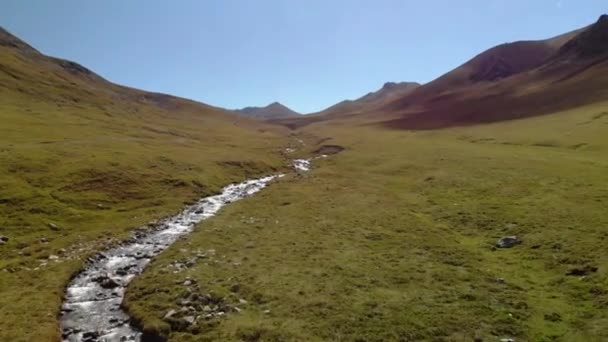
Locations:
1;88;607;342
125;103;608;341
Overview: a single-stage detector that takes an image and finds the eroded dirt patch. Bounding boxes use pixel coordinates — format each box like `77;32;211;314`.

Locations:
313;144;345;155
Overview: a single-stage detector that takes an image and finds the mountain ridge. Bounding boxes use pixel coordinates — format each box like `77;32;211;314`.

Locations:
235;101;301;119
273;15;608;130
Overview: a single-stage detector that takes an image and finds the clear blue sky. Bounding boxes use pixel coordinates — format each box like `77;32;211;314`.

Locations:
2;1;606;113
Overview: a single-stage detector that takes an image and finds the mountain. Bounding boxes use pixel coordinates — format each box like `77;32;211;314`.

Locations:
270;81;420;128
278;15;608;130
316;81;420;117
380;15;608;129
236;102;301;119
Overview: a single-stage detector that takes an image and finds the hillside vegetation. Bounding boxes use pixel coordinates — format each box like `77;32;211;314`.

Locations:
0;28;290;341
128;102;608;341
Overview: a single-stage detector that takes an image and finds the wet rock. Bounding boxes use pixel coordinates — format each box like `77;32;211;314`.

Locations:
566;265;598;276
496;236;521;248
95;275;120;289
116;268;129;276
48;223;60;231
82;331;99;342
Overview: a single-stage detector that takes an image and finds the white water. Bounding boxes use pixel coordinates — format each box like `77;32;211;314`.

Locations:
292;159;311;172
60;175;282;342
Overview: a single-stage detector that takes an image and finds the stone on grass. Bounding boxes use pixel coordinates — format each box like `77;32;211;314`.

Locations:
163;309;177;319
544;312;562;322
48;223;60;231
496;236;522;248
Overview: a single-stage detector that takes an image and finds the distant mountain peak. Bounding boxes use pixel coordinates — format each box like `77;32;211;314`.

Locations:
267;101;285;108
382;82;399;89
382;81;419;90
558;13;608;57
236;101;300;120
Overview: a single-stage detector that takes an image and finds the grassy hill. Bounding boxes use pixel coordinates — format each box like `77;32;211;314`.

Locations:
0;27;291;341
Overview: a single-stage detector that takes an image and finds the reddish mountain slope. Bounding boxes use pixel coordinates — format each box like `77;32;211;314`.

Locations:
272;81;419;128
382;15;608;129
277;15;607;130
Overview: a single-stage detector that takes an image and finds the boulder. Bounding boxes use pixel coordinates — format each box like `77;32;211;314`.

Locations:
496;236;521;248
94;275;120;289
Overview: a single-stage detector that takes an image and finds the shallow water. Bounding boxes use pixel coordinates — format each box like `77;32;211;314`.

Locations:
60;175;282;342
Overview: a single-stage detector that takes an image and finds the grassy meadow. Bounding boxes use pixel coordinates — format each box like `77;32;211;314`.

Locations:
125;102;608;341
0;44;292;341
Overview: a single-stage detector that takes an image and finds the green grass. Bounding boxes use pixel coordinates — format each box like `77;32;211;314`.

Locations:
2;34;608;341
0;45;291;341
126;103;608;341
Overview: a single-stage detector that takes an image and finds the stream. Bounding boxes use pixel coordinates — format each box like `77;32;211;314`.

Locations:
59;160;313;342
